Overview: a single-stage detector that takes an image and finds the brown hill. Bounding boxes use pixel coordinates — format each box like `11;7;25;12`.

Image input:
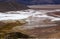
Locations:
0;2;29;12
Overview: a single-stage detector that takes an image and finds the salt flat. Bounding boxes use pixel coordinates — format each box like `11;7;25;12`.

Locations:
0;9;60;21
1;9;60;38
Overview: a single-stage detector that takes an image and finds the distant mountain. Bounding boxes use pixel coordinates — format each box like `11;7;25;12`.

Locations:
0;0;60;5
16;0;60;5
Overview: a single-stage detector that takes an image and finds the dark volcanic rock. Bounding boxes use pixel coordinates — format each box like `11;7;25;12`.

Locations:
0;2;29;12
4;32;33;39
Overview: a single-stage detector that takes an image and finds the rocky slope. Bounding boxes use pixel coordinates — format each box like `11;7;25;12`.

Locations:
0;2;29;12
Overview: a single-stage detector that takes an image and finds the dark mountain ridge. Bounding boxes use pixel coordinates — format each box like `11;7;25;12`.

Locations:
0;0;29;12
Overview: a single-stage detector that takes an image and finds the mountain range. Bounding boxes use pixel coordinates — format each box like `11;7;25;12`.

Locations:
16;0;60;5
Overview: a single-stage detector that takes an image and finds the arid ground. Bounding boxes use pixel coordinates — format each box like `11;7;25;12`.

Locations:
0;5;60;39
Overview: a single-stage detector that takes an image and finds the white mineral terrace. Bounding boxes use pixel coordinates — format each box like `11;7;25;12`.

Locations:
0;9;60;21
